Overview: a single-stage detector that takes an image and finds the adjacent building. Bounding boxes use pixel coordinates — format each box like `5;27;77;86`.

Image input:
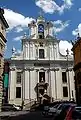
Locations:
3;61;9;104
8;15;75;106
72;35;81;105
0;8;9;110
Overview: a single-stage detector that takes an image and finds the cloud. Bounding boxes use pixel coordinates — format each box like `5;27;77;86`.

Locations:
4;9;35;31
78;8;81;11
72;24;81;37
13;36;23;41
35;0;73;14
4;8;70;35
59;40;73;55
15;26;23;33
53;20;69;33
72;29;78;36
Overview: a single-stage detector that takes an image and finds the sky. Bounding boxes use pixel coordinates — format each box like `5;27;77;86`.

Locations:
0;0;81;58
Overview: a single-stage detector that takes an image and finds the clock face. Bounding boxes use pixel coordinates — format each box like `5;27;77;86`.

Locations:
38;24;44;32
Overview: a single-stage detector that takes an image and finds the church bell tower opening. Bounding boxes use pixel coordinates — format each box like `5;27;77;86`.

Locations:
38;24;44;39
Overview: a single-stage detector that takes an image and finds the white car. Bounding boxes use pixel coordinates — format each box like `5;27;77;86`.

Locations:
13;104;21;111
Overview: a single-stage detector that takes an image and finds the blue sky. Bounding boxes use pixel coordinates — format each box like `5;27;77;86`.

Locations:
0;0;81;58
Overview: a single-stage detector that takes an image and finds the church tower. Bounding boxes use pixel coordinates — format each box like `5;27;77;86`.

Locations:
28;15;53;39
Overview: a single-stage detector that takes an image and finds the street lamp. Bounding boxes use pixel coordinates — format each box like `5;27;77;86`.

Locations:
66;49;71;101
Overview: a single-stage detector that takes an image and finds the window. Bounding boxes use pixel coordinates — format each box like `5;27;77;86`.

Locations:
39;49;44;58
39;42;43;47
62;72;67;83
16;72;21;84
39;35;43;39
16;87;21;98
38;24;44;39
63;87;68;97
38;24;44;33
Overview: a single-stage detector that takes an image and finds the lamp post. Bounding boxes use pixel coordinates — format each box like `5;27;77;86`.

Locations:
66;49;71;101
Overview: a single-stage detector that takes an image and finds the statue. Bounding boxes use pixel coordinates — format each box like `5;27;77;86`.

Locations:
41;77;44;82
44;89;47;94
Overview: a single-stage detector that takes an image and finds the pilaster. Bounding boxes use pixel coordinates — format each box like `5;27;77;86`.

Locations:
9;68;16;101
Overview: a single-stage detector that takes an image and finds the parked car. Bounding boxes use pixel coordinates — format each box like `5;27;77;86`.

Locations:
1;103;20;111
47;104;61;116
54;103;76;120
65;106;81;120
42;103;64;117
13;104;21;111
75;106;81;113
42;105;49;116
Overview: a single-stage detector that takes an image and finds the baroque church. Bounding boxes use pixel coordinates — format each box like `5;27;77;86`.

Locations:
8;15;75;106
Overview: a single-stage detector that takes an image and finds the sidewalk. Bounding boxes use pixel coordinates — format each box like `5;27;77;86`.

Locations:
0;110;29;118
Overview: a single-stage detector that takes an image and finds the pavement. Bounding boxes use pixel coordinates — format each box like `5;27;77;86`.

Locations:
0;110;30;119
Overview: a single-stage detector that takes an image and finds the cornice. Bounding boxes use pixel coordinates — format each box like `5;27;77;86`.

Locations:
0;8;9;28
9;68;15;71
0;32;7;43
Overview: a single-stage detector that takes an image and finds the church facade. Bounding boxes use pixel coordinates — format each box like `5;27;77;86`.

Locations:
8;16;75;105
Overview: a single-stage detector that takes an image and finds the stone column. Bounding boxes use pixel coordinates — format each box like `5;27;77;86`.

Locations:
51;70;55;100
29;69;31;100
69;69;75;101
29;42;30;60
25;43;28;59
47;69;50;95
9;68;16;103
35;69;39;101
53;43;55;60
22;71;24;103
24;70;28;100
30;69;36;99
67;68;74;101
48;69;51;99
36;69;39;84
54;68;62;100
45;70;48;83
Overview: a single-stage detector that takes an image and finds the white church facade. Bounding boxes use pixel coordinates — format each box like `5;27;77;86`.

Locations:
8;15;75;106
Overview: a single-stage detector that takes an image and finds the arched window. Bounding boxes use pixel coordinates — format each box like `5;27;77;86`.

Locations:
38;24;44;39
38;24;44;33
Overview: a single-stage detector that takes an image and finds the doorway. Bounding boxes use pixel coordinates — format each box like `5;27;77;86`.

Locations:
39;72;45;82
